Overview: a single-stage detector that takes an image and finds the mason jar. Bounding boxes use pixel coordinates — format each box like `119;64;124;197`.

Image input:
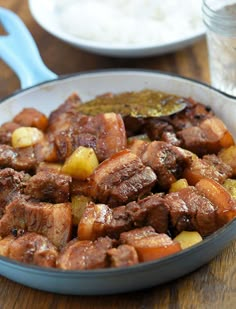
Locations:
202;0;236;96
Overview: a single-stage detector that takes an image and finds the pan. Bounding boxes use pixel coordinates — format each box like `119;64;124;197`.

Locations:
0;8;235;295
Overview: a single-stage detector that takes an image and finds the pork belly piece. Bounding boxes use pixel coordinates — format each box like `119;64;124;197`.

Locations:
13;108;48;131
7;232;58;268
0;168;30;218
107;244;139;268
0;122;20;145
24;171;72;203
47;93;82;135
95;113;127;162
78;202;113;241
57;236;113;270
85;149;156;207
196;178;236;226
0;197;72;248
177;117;234;156
165;186;218;236
120;227;181;262
119;226;157;244
0;145;37;171
129;140;192;190
78;196;168;241
184;154;233;185
54;113;127;162
168;98;213;131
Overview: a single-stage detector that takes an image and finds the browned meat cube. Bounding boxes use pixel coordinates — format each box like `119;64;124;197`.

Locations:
0;168;30;218
47;93;82;135
184;154;233;185
130;140;192;190
8;232;58;268
94;113;127;162
86;149;157;207
0;122;20;145
57;236;113;270
165;186;218;236
0;145;37;171
177;117;234;156
120;226;157;244
127;194;169;233
54;113;127;162
24;171;72;203
78;202;112;241
196;178;236;227
13;108;48;131
120;227;181;262
107;244;139;267
0;197;72;248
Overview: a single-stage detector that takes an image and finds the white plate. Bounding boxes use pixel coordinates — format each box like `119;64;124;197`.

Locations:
28;0;205;57
0;70;236;295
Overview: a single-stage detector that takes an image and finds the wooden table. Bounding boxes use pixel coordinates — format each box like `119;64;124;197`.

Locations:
0;1;235;308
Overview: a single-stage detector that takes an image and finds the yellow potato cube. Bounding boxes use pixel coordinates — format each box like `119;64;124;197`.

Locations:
223;179;236;199
169;178;188;192
11;127;44;148
61;146;99;180
174;231;202;250
71;195;91;225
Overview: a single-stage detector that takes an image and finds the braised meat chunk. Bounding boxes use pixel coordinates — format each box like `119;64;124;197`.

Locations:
107;244;139;268
7;232;58;268
177;117;234;156
0;122;20;145
0;145;37;171
85;149;157;207
129;140;192;190
24;171;72;203
120;227;181;262
57;236;113;270
54;112;127;162
13;108;48;131
0;197;72;248
184;154;233;185
0;168;30;218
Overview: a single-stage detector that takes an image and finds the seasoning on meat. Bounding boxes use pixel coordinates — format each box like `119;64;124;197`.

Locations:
24;171;72;203
0;197;72;248
129;140;192;189
85;149;157;207
7;232;58;268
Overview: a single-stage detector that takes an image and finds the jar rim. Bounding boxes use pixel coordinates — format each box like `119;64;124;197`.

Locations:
202;0;236;21
202;0;236;33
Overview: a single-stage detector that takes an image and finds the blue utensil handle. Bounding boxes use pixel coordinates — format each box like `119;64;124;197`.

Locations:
0;8;57;89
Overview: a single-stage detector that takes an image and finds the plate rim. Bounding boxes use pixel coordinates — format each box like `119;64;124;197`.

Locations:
28;0;205;56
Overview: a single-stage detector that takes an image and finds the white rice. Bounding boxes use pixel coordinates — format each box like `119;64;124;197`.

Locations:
55;0;203;46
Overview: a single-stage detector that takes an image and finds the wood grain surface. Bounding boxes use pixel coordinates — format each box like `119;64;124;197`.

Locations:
0;1;235;309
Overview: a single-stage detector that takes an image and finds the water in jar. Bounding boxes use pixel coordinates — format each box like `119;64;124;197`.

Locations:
205;2;236;96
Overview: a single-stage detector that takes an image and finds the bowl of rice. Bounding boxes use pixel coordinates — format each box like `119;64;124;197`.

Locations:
29;0;205;57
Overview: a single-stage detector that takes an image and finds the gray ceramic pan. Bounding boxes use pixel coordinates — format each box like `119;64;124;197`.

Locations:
0;8;235;295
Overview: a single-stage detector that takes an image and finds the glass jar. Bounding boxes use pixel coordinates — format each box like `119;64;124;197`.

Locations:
202;0;236;96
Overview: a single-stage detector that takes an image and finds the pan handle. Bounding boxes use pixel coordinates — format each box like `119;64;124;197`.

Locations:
0;8;57;89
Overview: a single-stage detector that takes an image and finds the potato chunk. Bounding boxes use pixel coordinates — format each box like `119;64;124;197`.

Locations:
71;195;91;225
169;178;188;192
223;179;236;199
218;145;236;176
62;146;99;180
11;127;44;148
174;231;202;249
